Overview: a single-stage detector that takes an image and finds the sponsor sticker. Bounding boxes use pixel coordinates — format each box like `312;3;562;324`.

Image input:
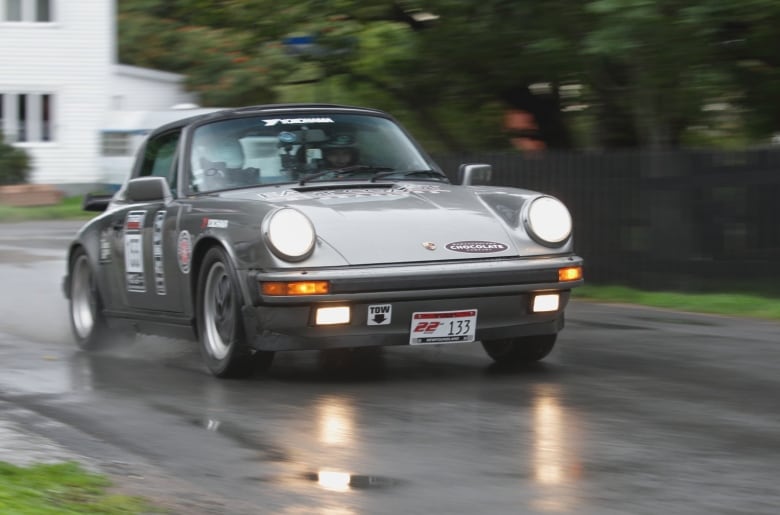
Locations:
257;187;443;203
153;211;166;295
399;184;449;194
125;211;146;292
177;230;192;274
201;217;229;229
257;190;308;201
445;241;509;253
206;218;229;229
99;228;112;263
367;304;392;326
263;117;334;126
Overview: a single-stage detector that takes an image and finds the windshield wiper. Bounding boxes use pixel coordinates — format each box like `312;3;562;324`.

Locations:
370;169;449;182
298;165;395;185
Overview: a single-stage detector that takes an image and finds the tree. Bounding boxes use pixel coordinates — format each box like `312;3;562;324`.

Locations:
117;0;780;149
711;1;780;141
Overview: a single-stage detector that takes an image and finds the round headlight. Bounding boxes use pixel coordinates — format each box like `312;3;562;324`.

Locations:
264;208;316;261
524;196;572;246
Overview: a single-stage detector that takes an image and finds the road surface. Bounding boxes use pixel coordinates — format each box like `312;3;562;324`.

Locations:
0;220;778;514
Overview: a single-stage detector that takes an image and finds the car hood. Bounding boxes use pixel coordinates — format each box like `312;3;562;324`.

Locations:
224;182;551;266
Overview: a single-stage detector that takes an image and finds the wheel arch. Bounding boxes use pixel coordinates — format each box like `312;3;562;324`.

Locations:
64;241;104;300
64;242;85;298
189;235;251;316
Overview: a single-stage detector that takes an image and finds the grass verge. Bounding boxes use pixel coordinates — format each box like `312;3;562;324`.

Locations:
0;461;161;514
574;284;780;321
0;196;94;223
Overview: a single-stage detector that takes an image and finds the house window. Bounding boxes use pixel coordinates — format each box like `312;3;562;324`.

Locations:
101;132;134;157
36;0;50;21
17;93;26;142
41;93;51;141
5;0;22;21
1;92;55;142
2;0;52;22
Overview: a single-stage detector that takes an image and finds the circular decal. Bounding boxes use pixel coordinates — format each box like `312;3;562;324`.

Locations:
445;241;509;253
177;230;193;274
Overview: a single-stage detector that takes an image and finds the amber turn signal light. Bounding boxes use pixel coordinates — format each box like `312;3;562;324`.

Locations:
558;266;583;282
262;281;330;296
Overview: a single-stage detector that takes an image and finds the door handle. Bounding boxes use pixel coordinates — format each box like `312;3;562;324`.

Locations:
112;219;124;232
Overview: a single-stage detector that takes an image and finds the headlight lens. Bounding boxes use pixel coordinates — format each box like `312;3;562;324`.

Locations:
524;196;572;245
264;208;316;261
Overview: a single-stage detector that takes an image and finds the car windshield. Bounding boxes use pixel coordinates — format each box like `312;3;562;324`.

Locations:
188;113;437;193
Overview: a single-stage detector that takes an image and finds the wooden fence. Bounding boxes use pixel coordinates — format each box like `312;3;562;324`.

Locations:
432;149;780;294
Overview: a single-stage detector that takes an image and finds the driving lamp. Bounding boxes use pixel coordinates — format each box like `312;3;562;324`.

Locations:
532;293;560;313
315;306;351;325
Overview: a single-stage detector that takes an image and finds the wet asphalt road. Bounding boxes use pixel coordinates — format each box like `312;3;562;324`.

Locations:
1;220;779;514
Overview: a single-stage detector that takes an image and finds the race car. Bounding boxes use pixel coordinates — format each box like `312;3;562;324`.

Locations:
63;104;583;377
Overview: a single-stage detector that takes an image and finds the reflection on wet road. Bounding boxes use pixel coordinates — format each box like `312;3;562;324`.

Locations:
2;221;780;514
532;385;579;512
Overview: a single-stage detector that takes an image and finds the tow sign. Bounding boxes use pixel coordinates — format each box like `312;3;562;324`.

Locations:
367;304;392;325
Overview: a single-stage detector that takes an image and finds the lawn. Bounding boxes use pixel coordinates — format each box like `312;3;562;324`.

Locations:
0;196;94;223
574;284;780;321
0;461;160;514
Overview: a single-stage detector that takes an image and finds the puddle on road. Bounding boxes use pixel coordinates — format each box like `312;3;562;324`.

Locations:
187;412;405;492
186;415;290;463
303;470;404;491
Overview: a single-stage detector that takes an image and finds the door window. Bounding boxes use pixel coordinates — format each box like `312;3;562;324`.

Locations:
139;131;181;194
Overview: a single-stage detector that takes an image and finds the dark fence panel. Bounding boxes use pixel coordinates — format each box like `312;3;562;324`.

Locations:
432;149;780;294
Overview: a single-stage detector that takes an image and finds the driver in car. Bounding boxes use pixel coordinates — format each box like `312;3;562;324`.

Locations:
322;134;358;169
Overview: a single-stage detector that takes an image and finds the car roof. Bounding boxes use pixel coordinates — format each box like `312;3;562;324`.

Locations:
148;103;392;136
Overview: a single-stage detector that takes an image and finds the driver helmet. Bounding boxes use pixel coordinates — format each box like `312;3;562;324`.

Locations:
322;134;358;167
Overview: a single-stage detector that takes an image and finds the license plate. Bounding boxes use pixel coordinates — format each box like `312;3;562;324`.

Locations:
409;309;477;345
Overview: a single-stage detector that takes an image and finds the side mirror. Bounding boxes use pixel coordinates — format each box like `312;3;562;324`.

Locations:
82;193;114;212
459;163;493;186
126;176;172;203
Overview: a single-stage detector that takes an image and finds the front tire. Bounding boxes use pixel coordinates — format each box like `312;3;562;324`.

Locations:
68;248;110;350
196;247;274;378
481;334;557;365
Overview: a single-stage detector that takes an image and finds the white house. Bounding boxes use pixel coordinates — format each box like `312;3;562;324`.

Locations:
0;0;201;190
100;101;217;187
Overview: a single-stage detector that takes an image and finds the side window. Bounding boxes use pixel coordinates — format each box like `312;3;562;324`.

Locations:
139;130;181;193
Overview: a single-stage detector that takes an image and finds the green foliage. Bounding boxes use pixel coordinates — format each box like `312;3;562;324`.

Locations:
118;9;291;106
117;0;780;149
0;461;158;514
0;133;30;185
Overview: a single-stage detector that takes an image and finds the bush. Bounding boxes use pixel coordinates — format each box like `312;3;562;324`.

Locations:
0;133;31;185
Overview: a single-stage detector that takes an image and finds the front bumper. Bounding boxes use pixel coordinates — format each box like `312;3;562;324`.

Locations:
242;255;582;351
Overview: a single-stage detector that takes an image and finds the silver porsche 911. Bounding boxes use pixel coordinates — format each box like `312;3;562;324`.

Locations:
63;104;583;377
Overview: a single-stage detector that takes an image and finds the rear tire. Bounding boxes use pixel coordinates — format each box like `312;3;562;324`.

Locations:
481;334;557;365
196;246;274;378
68;248;110;350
